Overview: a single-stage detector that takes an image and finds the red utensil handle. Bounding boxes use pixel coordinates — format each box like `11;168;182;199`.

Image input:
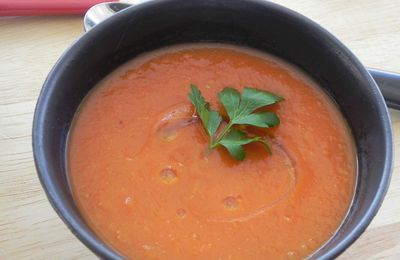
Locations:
0;0;117;16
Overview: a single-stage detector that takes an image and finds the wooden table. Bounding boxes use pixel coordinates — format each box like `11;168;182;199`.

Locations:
1;0;399;259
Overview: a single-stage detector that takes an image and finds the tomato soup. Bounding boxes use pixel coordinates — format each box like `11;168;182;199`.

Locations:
68;44;356;259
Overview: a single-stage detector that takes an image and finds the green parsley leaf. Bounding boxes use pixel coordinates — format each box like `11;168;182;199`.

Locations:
218;87;283;127
240;87;283;112
234;111;280;127
219;129;271;160
217;87;241;120
188;84;222;137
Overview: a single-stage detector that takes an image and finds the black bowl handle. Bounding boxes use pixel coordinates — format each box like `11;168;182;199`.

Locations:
369;69;400;110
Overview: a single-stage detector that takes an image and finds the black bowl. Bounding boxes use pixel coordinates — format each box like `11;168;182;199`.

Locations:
32;0;393;259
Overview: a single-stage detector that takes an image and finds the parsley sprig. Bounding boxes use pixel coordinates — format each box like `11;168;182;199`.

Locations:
189;84;283;160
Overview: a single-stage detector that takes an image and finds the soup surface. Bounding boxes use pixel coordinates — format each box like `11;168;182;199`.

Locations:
68;44;356;259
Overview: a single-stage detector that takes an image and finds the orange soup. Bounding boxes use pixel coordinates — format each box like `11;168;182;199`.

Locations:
68;44;356;259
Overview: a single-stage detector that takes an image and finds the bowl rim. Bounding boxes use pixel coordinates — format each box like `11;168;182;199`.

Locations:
32;0;393;259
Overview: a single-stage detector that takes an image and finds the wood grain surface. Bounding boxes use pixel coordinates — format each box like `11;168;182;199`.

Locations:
0;0;399;259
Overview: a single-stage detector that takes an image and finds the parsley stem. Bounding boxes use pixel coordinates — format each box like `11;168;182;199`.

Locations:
209;121;233;149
